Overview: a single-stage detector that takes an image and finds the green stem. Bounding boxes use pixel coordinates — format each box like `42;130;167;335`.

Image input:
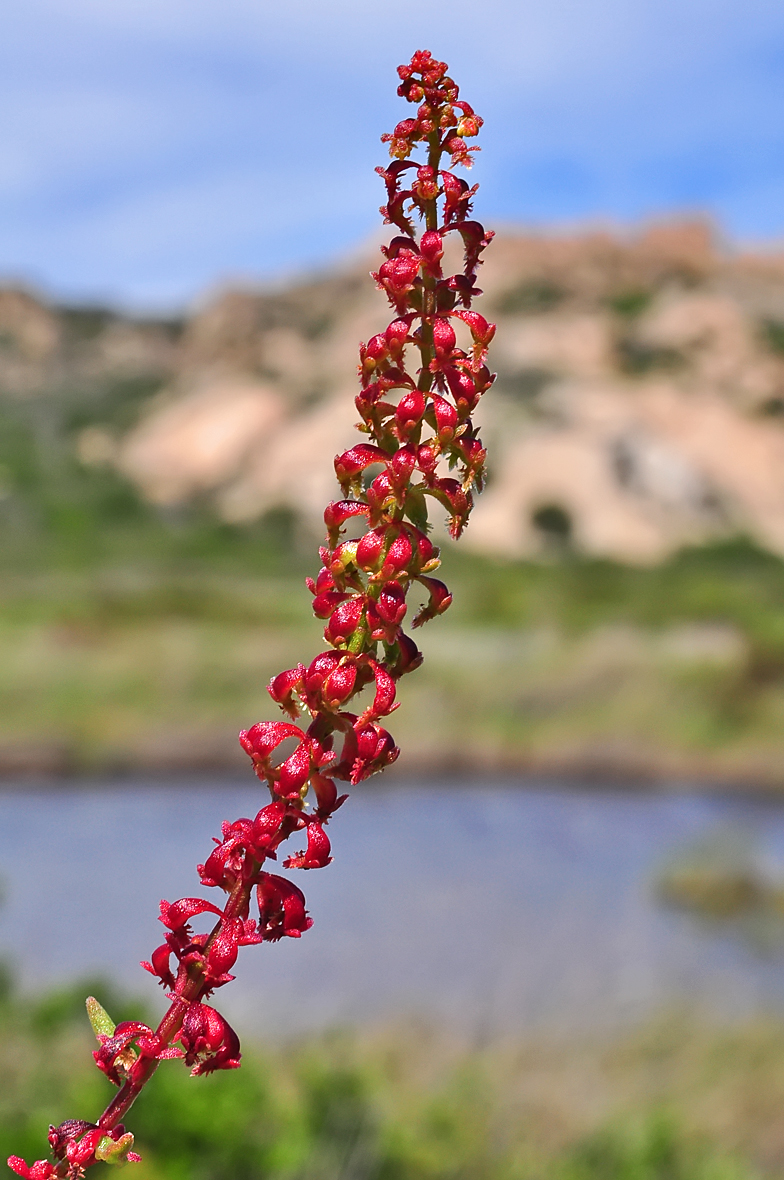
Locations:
416;133;443;393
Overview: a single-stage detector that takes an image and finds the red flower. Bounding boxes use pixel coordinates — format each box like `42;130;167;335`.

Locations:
283;820;333;869
7;1160;56;1180
257;872;313;938
177;1003;241;1076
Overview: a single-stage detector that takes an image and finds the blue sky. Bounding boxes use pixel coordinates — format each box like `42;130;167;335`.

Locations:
3;0;784;310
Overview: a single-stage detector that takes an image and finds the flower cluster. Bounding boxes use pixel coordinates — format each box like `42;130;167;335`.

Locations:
8;49;494;1179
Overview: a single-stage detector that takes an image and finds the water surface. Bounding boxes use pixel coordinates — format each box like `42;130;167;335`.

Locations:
2;779;784;1036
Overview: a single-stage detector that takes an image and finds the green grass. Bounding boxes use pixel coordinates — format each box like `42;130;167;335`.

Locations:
0;970;770;1180
0;536;783;778
2;381;784;779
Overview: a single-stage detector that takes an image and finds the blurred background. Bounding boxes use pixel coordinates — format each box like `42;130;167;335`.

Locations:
6;1;784;1177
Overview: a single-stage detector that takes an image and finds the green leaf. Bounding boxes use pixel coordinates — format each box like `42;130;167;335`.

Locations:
86;995;116;1039
95;1132;137;1166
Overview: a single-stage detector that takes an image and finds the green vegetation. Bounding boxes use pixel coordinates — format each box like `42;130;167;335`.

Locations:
606;289;654;318
3;374;784;779
1;500;784;776
615;337;684;375
0;970;770;1180
760;319;784;357
493;280;566;316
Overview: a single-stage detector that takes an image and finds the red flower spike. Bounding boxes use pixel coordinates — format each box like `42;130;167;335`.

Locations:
11;53;494;1177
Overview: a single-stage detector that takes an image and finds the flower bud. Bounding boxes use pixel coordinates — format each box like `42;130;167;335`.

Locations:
377;581;407;626
311;773;348;819
356;526;386;570
432;317;457;358
414;166;439;201
431;394;459;442
257;872;313;939
322;660;358;709
324;596;365;645
395;390;425;439
420;230;444;273
383;533;414;575
277;740;311;799
311;591;349;619
351;723;399;783
159;898;224;932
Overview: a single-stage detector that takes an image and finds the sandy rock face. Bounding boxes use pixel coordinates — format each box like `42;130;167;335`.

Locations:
470;379;784;563
15;217;784;565
118;378;285;505
112;220;784;562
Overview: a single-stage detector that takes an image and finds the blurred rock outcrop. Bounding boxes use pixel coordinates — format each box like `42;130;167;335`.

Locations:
9;218;784;563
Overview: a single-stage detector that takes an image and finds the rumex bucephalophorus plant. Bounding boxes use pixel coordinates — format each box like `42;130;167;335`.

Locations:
8;49;495;1180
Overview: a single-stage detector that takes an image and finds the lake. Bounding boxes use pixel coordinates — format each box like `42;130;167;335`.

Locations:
2;778;784;1037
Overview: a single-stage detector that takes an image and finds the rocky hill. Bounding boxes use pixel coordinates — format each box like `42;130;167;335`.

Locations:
7;218;784;564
